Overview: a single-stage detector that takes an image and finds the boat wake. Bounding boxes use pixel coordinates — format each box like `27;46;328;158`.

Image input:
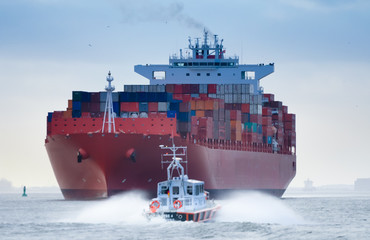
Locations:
63;191;165;225
216;191;306;225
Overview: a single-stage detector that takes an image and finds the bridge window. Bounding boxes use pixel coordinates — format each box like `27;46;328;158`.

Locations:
217;73;221;76
197;73;201;76
187;185;193;195
241;71;255;80
186;73;190;76
173;186;179;195
206;73;210;76
152;71;166;80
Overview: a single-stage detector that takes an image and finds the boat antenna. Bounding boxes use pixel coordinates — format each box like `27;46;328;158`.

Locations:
102;71;116;133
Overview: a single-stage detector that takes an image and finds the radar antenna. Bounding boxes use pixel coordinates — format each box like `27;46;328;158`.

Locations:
102;71;116;133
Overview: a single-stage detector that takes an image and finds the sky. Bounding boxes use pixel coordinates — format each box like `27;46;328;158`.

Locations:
0;0;370;189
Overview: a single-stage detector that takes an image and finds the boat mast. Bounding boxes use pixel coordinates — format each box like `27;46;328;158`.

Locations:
102;71;116;133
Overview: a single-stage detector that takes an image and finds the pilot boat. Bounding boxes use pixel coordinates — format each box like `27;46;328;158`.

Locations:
146;144;221;222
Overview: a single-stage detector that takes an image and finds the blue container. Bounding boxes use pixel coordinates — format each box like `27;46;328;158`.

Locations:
166;92;174;102
113;102;119;114
139;102;148;112
257;124;262;134
81;92;91;102
72;101;81;110
191;110;196;116
167;110;176;118
178;112;191;122
72;91;82;101
47;112;53;122
72;110;81;118
148;92;158;102
119;92;129;102
128;92;139;102
267;136;272;144
138;92;148;102
170;102;180;112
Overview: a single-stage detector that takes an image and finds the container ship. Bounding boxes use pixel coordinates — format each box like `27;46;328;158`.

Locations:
45;31;296;200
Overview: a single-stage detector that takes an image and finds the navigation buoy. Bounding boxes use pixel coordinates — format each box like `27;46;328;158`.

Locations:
22;186;27;197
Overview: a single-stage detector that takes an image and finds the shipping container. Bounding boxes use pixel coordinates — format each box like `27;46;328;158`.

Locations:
148;102;158;112
158;102;169;112
72;101;81;111
167;110;176;118
139;102;148;112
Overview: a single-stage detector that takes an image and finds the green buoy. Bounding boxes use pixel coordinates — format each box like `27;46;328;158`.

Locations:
22;186;27;197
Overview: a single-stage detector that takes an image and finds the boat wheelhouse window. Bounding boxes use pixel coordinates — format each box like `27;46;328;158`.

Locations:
186;73;190;76
206;73;210;76
161;186;169;194
152;71;166;80
195;185;200;195
187;185;193;195
197;73;201;76
173;186;179;195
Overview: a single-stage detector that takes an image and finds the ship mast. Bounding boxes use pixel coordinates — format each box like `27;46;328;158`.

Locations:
102;71;116;133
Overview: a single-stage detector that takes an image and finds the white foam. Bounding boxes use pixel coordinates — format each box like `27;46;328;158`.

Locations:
63;191;165;225
216;191;306;225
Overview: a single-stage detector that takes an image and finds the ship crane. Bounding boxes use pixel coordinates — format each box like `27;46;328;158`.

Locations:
102;71;116;133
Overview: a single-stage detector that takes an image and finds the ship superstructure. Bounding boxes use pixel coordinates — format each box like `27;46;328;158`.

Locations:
45;31;296;200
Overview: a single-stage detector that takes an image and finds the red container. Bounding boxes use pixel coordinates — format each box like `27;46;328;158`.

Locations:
90;92;100;103
148;102;158;112
120;102;130;112
173;94;183;100
128;102;139;112
241;103;250;113
284;113;296;122
262;107;272;116
262;116;272;126
81;102;90;112
182;94;191;102
263;93;274;102
90;103;100;113
182;84;191;94
284;121;296;131
230;110;241;121
174;84;183;94
199;94;208;100
207;84;217;94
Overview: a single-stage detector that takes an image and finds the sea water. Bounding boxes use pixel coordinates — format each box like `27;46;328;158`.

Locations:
0;190;369;240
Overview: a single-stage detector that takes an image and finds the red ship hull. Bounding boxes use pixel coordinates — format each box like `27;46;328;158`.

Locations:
45;132;296;200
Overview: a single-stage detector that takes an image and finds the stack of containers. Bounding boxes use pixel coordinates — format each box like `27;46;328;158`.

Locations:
262;107;273;144
283;113;296;147
72;91;91;118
